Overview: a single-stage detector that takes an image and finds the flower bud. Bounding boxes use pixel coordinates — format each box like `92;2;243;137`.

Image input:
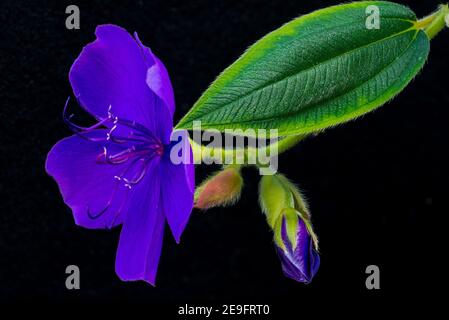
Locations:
194;166;243;210
259;174;310;228
274;208;320;283
259;174;319;283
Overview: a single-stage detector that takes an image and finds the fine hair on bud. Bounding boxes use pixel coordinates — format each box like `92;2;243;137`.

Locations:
194;166;243;210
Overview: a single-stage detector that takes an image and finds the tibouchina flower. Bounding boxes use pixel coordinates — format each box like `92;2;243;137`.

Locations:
45;25;194;285
274;208;320;284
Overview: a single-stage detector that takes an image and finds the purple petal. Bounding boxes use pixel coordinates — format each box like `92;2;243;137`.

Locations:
115;158;165;285
278;218;320;283
134;32;175;117
160;130;194;243
69;24;173;143
45;130;130;229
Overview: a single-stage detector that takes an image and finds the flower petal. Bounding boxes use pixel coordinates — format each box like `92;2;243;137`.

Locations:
278;218;320;283
115;158;165;285
278;243;320;283
45;131;129;229
69;24;173;143
160;130;194;243
134;32;175;117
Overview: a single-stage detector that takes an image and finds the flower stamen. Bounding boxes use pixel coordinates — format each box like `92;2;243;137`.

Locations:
63;99;165;222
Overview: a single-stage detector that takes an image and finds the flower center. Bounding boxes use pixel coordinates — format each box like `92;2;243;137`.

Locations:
64;101;163;187
97;115;164;188
63;99;164;224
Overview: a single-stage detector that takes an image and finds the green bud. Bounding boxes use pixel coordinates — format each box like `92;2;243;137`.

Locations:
194;166;243;210
259;174;294;228
259;174;318;249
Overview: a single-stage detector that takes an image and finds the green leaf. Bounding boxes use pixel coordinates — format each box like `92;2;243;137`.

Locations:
176;1;430;136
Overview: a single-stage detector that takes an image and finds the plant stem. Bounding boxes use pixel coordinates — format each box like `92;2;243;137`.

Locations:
416;4;449;40
189;134;306;167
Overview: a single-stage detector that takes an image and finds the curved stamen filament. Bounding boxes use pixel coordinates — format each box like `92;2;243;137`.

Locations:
63;98;110;142
87;177;119;220
107;125;154;145
87;203;111;220
113;117;160;144
87;155;155;220
123;159;149;187
106;188;130;229
63;98;161;147
98;144;161;165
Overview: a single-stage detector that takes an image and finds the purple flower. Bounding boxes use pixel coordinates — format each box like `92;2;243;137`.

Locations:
45;25;194;285
274;208;320;284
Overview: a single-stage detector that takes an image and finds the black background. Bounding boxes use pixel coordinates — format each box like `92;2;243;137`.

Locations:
0;0;446;313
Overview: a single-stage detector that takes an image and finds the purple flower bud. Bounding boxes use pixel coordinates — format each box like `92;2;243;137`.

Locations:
274;209;320;284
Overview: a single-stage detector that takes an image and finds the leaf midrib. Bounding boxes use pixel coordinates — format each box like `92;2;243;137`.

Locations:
186;18;416;124
198;30;420;129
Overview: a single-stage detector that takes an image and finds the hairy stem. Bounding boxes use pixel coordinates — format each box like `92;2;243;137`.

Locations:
416;4;449;40
189;134;306;167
